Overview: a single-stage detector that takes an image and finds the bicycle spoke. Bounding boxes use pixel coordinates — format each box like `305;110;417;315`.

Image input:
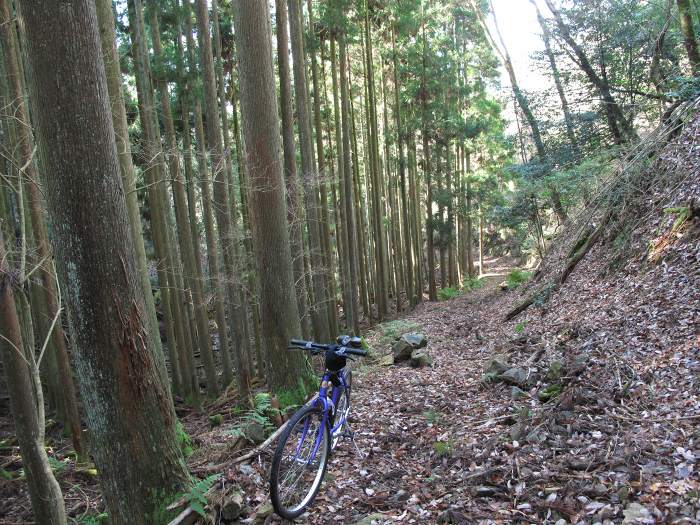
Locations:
274;410;327;512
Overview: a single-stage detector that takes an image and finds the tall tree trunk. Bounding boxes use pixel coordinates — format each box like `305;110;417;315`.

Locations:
288;0;330;342
231;0;314;392
195;0;251;401
381;60;403;311
446;144;457;287
1;0;83;457
531;0;579;158
330;35;355;332
408;133;423;300
127;0;188;400
478;204;484;276
421;8;438;301
348;62;371;320
363;3;389;317
677;0;700;75
474;0;568;223
436;145;447;288
275;0;311;337
339;33;361;335
465;152;475;277
184;2;230;405
212;0;257;380
18;0;189;520
0;229;67;525
306;0;339;334
392;27;415;307
149;6;220;395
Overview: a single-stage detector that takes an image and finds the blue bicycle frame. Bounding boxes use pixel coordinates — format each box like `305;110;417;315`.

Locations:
298;368;350;464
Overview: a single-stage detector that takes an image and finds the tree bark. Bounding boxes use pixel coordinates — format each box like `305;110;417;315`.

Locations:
149;6;220;395
531;0;580;159
475;0;568;223
195;0;251;401
1;229;67;525
306;0;339;334
392;26;415;307
421;8;438;301
18;0;189;520
339;33;361;335
543;0;638;143
288;0;331;342
231;0;314;392
275;0;311;337
363;4;389;316
677;0;700;75
127;0;189;400
1;0;83;457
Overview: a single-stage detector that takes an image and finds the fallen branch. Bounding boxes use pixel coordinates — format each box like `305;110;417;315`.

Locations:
167;507;197;525
193;423;287;475
560;210;612;284
505;211;612;321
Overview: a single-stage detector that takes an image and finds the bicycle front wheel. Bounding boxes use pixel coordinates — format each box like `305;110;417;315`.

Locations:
270;404;330;519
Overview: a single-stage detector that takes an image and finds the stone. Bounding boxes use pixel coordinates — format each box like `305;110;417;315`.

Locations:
525;430;547;444
547;360;565;381
392;339;413;362
353;513;386;525
252;502;273;523
410;349;433;368
511;386;527;399
403;333;428;349
622;502;653;524
242;421;266;444
484;355;509;375
221;492;244;520
472;485;498;497
379;354;394;366
499;367;529;387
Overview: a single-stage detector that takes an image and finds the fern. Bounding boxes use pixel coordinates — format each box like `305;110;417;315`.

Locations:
226;393;276;439
187;474;220;517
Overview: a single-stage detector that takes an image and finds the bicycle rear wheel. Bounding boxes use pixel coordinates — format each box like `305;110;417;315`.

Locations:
331;369;352;450
270;404;330;519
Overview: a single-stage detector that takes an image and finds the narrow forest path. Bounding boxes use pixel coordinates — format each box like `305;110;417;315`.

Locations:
248;257;532;524
303;257;519;524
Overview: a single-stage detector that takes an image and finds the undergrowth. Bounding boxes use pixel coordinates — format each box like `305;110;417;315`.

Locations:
506;269;531;289
226;393;277;440
377;319;422;345
438;286;460;301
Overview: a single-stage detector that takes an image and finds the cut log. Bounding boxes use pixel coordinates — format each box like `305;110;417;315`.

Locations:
167;507;197;525
505;295;538;321
505;211;612;321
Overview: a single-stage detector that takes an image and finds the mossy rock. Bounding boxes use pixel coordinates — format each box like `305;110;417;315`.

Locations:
538;383;563;403
392;333;428;362
410;349;433;368
484;355;509;376
546;361;565;381
499;367;529;387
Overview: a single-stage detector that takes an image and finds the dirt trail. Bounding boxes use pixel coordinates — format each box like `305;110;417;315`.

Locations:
265;257;525;524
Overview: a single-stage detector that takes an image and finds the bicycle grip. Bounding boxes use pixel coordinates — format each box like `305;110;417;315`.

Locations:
289;339;308;347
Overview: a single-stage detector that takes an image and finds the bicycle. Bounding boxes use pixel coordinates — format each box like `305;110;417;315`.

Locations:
269;335;367;520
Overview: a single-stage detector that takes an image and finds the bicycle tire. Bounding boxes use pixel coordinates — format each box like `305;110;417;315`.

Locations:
331;369;352;450
270;404;330;519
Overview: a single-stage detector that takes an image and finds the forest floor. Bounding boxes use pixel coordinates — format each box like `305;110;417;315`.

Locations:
217;246;698;525
1;111;699;524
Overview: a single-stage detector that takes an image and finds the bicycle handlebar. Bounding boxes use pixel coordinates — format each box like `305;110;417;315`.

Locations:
288;339;368;357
